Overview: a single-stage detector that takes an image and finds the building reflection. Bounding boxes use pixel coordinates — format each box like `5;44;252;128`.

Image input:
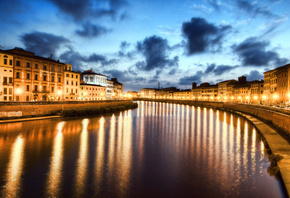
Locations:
75;118;89;197
3;135;25;198
46;121;65;197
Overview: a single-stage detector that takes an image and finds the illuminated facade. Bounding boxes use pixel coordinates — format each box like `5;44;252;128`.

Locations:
0;51;13;101
5;48;65;101
82;69;107;87
218;80;237;101
80;83;106;101
64;64;80;101
173;89;191;100
106;79;114;100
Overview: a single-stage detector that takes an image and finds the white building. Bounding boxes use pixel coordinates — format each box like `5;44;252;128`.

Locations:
82;69;108;87
106;79;114;100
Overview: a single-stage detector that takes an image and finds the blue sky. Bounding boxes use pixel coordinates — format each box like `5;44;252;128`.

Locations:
1;0;289;91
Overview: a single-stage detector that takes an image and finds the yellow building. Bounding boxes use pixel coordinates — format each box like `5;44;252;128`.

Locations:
4;48;65;101
173;89;191;100
64;64;80;101
0;51;13;101
80;83;106;101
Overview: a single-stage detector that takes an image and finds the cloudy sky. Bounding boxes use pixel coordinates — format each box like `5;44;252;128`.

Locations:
1;0;289;91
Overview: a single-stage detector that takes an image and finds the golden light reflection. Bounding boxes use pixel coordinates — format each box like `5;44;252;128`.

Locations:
3;135;25;198
117;110;133;197
108;114;116;184
47;121;65;198
95;117;105;194
75;118;89;197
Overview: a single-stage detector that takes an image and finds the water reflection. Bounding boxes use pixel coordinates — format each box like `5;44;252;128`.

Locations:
75;118;89;197
46;121;65;197
2;135;25;198
0;102;285;198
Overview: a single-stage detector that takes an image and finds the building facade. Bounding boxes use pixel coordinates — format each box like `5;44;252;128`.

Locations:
64;64;80;101
5;48;65;101
80;83;106;101
0;51;14;101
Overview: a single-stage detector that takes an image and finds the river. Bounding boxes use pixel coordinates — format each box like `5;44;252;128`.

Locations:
0;101;286;197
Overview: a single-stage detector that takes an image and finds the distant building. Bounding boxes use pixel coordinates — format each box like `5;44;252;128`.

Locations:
106;79;114;100
111;78;123;99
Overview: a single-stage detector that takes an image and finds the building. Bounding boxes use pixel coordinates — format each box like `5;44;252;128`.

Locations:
5;48;65;101
111;78;123;99
0;51;14;101
173;89;191;100
80;83;106;101
63;64;80;101
191;83;218;101
264;68;279;105
218;80;237;101
82;69;108;87
106;79;114;100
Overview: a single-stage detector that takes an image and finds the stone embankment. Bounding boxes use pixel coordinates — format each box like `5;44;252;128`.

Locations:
136;98;290;196
0;100;136;120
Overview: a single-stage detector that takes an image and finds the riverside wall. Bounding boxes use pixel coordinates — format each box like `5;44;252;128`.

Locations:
0;100;133;119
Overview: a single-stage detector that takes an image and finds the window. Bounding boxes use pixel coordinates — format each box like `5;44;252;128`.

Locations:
76;75;78;79
58;77;61;83
9;77;12;84
3;77;7;85
66;88;68;93
76;82;78;86
4;88;7;94
43;86;47;91
51;76;55;82
43;75;47;81
35;74;38;80
26;96;29;101
9;96;12;101
26;73;30;79
16;61;20;66
67;81;69;85
71;74;74;78
4;96;7;101
9;60;12;65
52;66;54;71
34;85;38;92
52;87;54;92
26;62;30;67
4;59;7;64
43;65;47;70
58;68;61;72
66;74;69;77
76;89;78;93
71;88;73;93
35;64;38;69
26;85;30;91
16;72;20;78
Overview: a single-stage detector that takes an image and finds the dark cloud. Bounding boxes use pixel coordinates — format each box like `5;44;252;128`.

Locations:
136;35;179;71
232;37;288;66
148;70;162;83
179;63;238;85
118;41;134;58
75;22;112;38
182;17;231;55
236;0;278;19
59;48;118;70
21;31;70;57
48;0;128;21
244;70;264;81
179;71;203;85
168;68;177;75
103;69;146;84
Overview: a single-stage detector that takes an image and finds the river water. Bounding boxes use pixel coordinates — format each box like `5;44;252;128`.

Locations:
0;101;286;197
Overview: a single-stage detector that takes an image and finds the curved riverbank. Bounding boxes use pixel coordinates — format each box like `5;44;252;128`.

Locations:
135;99;290;197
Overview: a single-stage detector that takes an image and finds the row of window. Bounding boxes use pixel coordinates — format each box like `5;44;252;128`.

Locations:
66;80;78;86
15;61;62;72
2;77;13;84
15;72;62;82
66;88;78;93
82;87;104;91
66;73;79;78
2;58;13;66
